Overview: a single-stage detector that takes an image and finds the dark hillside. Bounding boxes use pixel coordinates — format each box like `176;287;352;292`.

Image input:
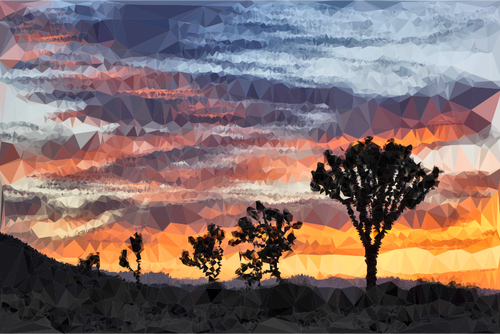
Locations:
0;232;82;291
1;232;500;333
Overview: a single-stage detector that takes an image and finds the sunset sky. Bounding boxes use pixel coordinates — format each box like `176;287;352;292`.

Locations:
0;0;500;288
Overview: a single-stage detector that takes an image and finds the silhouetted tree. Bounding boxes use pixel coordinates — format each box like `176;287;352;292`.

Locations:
77;252;100;276
229;201;303;287
311;137;442;290
180;224;225;282
119;232;143;284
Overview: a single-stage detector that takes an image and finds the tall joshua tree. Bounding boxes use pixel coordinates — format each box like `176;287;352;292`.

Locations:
180;224;225;282
229;201;303;287
311;137;442;289
119;232;144;284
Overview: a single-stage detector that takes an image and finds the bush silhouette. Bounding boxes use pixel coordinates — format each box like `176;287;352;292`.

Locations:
77;252;100;276
229;201;303;287
310;137;442;289
180;224;225;282
119;232;144;284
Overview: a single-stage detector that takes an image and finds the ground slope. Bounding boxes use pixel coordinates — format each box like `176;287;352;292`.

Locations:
1;232;500;333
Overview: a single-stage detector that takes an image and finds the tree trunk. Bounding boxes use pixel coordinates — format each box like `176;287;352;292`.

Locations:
136;258;141;284
365;245;378;290
271;263;282;283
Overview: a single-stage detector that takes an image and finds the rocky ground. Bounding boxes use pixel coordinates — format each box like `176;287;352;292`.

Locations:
1;232;500;333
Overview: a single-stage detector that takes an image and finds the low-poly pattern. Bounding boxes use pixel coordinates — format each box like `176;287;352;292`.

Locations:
0;0;500;332
181;224;225;282
2;232;500;332
228;201;303;286
118;232;144;284
311;137;442;290
77;252;100;276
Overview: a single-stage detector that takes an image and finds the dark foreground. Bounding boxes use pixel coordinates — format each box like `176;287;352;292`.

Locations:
0;232;499;333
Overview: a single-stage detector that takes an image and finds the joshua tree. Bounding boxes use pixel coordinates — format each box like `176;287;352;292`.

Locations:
311;136;442;289
78;252;100;276
119;232;144;284
180;224;225;282
229;201;303;287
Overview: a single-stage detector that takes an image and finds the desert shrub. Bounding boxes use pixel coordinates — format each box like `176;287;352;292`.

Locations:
229;201;303;287
180;224;225;282
77;252;100;276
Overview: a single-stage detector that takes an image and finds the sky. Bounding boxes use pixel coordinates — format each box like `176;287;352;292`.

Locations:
0;0;500;288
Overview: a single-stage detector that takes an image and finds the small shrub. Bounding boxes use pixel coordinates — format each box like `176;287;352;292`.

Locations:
229;201;303;287
180;224;225;282
77;252;100;276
